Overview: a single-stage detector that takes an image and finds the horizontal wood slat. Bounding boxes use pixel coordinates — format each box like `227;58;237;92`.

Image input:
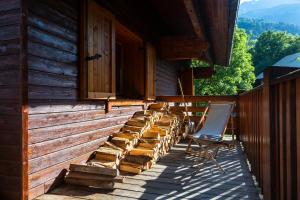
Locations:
28;42;77;64
28;85;77;100
29;151;91;189
29;101;105;115
28;126;120;159
170;106;206;112
28;14;77;43
170;106;238;113
157;95;237;103
29;105;141;129
28;55;77;77
29;115;131;144
28;137;108;174
28;26;77;54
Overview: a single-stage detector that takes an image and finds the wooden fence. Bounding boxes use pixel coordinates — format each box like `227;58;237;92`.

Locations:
239;69;300;200
156;95;239;136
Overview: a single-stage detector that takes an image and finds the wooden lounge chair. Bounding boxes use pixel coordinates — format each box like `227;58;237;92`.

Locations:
186;102;235;173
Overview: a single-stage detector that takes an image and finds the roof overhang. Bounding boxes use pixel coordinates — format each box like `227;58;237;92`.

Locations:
96;0;240;66
151;0;239;66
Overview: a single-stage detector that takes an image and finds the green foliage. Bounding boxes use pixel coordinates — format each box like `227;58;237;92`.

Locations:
251;31;300;74
191;60;209;68
238;18;300;40
194;28;256;95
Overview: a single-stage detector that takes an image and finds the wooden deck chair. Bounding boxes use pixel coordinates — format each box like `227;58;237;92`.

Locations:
186;102;235;173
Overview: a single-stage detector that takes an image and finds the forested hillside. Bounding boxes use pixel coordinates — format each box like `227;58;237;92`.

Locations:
239;3;300;26
238;18;300;39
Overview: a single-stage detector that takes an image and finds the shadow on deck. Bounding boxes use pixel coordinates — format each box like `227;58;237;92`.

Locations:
35;141;260;200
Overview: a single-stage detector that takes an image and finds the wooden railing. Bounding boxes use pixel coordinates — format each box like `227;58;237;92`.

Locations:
239;69;300;200
156;95;239;135
239;86;264;190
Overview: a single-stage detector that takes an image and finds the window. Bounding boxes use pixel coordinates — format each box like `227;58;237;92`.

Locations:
80;0;156;100
115;21;145;99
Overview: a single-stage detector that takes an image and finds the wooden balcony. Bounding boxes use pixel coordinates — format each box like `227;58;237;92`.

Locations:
34;95;257;200
34;68;300;200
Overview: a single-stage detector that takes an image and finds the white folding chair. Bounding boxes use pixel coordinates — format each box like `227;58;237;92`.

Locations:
186;102;235;172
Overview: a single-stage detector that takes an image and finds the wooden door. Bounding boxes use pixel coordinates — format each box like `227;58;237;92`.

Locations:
145;43;156;100
86;1;115;99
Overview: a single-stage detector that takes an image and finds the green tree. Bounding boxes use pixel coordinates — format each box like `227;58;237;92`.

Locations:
252;31;300;74
194;28;255;95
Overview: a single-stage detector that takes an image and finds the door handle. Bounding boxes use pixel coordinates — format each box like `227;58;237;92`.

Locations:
86;53;102;61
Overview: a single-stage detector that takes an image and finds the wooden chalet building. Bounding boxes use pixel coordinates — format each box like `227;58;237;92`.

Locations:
0;0;241;199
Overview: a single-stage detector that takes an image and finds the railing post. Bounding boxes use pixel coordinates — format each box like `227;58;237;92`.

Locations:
262;68;272;200
236;95;240;140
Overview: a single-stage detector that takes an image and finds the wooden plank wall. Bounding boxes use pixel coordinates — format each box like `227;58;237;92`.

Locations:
0;0;25;199
239;69;300;200
156;60;180;96
26;0;143;199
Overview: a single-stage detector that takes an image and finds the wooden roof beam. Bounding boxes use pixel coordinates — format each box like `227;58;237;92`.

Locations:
183;0;213;65
193;67;216;79
159;36;209;60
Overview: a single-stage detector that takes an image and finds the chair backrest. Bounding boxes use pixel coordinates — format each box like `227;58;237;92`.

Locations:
194;102;234;141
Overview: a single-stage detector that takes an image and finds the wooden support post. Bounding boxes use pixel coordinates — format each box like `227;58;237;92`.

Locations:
236;96;240;140
193;67;215;79
279;82;286;200
231;115;234;140
159;37;209;60
262;69;272;200
105;100;112;113
21;0;29;199
180;69;194;96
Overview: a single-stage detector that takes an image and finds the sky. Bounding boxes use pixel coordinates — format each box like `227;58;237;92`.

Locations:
240;0;300;4
240;0;253;3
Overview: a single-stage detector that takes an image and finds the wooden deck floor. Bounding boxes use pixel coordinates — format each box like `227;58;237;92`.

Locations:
36;141;261;200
